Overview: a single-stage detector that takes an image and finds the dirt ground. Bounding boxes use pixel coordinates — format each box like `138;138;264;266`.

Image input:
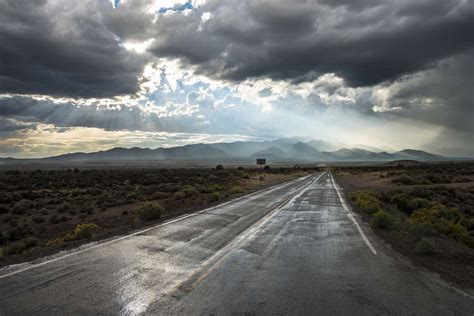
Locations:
334;162;474;289
0;167;312;267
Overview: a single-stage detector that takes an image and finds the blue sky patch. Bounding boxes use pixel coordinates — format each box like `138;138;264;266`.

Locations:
158;1;193;14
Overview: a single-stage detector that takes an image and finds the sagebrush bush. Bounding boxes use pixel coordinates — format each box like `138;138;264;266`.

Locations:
229;186;244;194
173;191;185;200
350;191;381;215
371;210;395;229
409;204;473;247
25;237;40;248
408;221;437;239
73;223;99;239
4;241;26;255
414;238;435;255
134;202;164;221
182;186;198;197
211;192;220;202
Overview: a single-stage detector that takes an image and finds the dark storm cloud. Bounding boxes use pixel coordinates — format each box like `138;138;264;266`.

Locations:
384;52;474;133
1;0;472;97
0;96;148;131
0;0;149;98
150;0;474;86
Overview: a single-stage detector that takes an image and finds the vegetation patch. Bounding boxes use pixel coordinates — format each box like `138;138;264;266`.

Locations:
349;191;381;215
0;167;309;265
134;202;164;221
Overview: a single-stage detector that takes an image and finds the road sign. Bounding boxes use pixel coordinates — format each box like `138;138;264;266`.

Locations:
256;158;266;165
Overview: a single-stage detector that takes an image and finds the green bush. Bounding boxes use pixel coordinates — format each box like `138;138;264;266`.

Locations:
134;202;164;221
406;197;430;213
229;186;244;194
4;241;26;255
350;191;381;215
409;204;473;247
414;238;435;255
394;175;416;185
371;210;395;229
408;221;437;239
182;186;198;197
173;191;186;200
25;237;40;248
215;164;224;170
211;192;220;202
73;223;99;239
390;193;410;213
152;191;168;200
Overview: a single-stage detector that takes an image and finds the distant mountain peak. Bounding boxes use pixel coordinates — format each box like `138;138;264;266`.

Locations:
0;138;451;163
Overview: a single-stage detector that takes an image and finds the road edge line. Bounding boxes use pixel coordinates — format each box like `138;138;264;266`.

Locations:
329;172;377;255
0;173;313;280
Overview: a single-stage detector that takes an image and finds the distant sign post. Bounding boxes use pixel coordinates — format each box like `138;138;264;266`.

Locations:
256;158;266;168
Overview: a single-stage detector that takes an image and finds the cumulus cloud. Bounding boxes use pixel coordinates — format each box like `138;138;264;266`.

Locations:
0;0;149;98
149;0;474;86
0;0;473;157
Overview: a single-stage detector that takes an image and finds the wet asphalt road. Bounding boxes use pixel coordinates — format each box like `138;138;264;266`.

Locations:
0;172;473;315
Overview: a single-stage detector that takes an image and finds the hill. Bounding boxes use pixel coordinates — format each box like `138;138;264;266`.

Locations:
0;138;449;164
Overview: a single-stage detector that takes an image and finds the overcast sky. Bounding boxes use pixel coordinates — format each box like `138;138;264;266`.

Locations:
0;0;473;158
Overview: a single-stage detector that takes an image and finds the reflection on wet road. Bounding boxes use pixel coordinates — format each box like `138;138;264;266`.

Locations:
1;172;473;315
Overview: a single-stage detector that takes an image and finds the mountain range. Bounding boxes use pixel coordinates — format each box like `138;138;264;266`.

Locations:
0;138;453;164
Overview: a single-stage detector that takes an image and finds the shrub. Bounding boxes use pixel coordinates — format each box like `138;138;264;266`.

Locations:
371;210;395;229
11;199;34;215
173;191;186;200
409;204;473;246
4;241;26;255
389;193;409;212
408;221;437;239
414;238;435;255
237;166;245;171
211;192;220;202
25;237;40;248
394;175;416;185
406;197;430;213
73;223;99;239
134;202;164;221
259;176;265;181
215;164;224;170
152;191;168;200
182;186;198;197
350;191;381;215
46;237;66;246
229;186;244;194
264;165;270;170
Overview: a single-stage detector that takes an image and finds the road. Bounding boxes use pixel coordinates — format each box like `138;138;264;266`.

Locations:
0;172;473;315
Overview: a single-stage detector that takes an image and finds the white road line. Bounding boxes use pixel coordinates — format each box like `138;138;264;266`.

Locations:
183;172;326;290
0;173;313;280
329;172;377;255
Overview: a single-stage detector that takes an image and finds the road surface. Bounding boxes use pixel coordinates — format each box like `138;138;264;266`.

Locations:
0;172;473;315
